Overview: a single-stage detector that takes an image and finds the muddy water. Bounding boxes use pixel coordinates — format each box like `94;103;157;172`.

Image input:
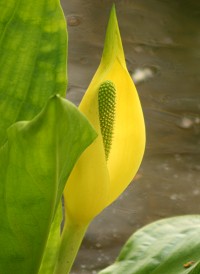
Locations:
61;0;200;273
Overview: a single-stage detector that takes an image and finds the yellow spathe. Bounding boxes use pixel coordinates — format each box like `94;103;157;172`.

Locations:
64;6;146;224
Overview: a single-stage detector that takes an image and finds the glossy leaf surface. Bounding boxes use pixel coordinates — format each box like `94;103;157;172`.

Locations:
0;0;67;146
0;96;96;274
99;215;200;274
38;204;62;274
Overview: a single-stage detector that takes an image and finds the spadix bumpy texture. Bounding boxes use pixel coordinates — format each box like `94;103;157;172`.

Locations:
98;81;116;160
64;6;145;224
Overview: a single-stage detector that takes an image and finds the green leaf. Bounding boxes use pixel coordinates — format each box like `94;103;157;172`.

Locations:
0;0;67;146
99;215;200;274
188;261;200;274
38;203;63;274
0;95;97;274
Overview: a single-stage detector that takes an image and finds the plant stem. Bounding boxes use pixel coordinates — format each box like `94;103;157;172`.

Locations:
54;217;89;274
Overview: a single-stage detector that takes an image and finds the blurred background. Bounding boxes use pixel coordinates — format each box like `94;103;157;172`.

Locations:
61;1;200;273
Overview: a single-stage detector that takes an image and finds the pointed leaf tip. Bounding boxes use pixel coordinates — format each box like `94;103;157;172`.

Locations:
111;4;116;14
102;5;126;68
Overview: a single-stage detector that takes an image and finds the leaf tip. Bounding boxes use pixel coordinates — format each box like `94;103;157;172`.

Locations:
102;4;126;67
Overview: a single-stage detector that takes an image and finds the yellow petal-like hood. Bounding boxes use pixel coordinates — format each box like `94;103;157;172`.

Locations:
105;61;145;205
64;5;145;224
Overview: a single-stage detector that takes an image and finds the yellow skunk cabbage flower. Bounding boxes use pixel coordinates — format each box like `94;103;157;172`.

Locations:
64;6;145;225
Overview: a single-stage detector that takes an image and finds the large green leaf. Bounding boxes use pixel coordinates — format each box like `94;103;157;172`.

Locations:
188;262;200;274
0;95;97;274
0;0;67;146
38;203;63;274
99;215;200;274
